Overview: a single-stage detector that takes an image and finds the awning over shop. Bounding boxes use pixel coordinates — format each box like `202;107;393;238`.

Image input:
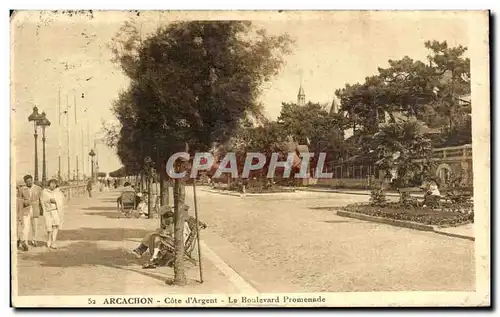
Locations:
109;167;128;178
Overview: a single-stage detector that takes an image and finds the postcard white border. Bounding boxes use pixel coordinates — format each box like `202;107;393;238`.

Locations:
6;7;493;311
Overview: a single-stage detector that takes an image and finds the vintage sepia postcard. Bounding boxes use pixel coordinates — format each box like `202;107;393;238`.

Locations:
10;10;490;308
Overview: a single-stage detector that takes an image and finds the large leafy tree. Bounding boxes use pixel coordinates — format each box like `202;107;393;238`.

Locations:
108;20;291;285
424;40;471;132
277;102;345;166
336;40;471;151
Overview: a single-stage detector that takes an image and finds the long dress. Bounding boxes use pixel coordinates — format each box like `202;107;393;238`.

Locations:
41;188;65;229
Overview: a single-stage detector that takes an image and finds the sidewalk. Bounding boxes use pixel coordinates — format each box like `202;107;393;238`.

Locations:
15;189;239;296
433;223;474;241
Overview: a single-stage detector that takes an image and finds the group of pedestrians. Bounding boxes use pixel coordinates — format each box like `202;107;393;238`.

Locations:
16;175;65;251
86;178;114;198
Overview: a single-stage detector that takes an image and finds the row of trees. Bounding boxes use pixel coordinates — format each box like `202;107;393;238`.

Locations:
105;21;292;285
217;40;471;187
332;41;471;187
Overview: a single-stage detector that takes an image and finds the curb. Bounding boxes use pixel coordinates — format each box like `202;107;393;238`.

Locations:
432;229;475;241
201;189;297;197
336;210;474;241
201;189;243;197
336;210;434;231
295;188;402;197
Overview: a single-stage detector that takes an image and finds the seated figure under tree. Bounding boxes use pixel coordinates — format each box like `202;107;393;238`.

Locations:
132;205;206;269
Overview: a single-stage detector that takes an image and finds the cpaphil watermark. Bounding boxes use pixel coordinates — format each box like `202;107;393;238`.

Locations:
165;152;333;179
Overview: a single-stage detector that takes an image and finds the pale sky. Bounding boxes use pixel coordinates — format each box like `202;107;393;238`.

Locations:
11;11;470;182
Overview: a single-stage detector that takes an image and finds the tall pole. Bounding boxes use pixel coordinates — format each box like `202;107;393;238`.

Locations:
33;122;39;184
58;89;61;182
193;181;204;283
87;120;90;181
91;157;94;181
74;90;79;183
76;156;79;183
73;90;77;125
147;169;152;219
66;94;70;181
82;127;85;180
94;139;97;181
41;126;47;187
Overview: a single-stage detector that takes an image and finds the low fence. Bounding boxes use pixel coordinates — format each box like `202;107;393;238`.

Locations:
59;184;87;200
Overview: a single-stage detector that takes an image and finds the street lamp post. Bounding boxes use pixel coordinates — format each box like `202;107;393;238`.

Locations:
89;149;96;182
28;106;43;184
37;112;51;187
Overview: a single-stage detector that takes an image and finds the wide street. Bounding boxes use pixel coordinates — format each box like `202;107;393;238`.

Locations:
15;187;475;296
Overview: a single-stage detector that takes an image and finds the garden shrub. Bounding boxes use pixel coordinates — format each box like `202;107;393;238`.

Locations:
369;188;388;207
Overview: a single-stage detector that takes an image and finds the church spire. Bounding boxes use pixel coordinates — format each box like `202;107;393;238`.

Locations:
297;85;305;106
330;96;339;114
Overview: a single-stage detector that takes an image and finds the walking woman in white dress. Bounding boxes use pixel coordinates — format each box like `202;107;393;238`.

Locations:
40;179;65;249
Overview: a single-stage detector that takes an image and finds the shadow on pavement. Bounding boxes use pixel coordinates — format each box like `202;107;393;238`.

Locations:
83;206;118;211
21;241;139;268
58;227;150;241
100;199;119;203
20;241;199;284
309;206;341;211
323;220;352;224
109;264;174;283
84;211;123;219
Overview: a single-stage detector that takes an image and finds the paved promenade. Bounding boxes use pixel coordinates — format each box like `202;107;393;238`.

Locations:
193;189;475;292
14;187;475;296
15;189;239;296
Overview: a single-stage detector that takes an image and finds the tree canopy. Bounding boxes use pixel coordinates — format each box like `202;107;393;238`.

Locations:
107;21;292;174
335;40;471;140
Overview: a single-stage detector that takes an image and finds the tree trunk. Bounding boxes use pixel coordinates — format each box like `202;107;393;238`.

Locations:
160;172;165;207
166;180;171;206
161;179;171;206
173;177;187;285
147;174;152;219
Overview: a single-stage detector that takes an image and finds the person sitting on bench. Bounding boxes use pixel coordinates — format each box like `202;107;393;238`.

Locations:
135;192;148;217
131;205;191;268
423;179;441;208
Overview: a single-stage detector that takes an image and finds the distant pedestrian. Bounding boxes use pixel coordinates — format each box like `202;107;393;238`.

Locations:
86;179;93;198
150;179;159;214
18;175;43;251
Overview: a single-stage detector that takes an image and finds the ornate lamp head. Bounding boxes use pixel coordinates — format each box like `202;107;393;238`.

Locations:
28;106;43;122
89;149;96;157
37;112;51;128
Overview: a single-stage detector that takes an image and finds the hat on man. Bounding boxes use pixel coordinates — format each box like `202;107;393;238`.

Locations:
159;204;190;219
160;205;174;219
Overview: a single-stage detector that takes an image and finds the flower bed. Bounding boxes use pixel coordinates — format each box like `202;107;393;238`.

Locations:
344;203;473;227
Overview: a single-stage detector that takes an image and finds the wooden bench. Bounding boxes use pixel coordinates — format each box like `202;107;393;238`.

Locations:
440;187;473;205
398;187;424;205
398;187;424;194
